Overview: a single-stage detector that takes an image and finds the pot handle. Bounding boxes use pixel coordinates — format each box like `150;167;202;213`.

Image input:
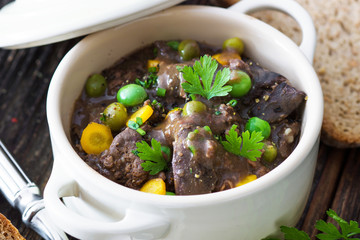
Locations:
228;0;316;63
44;164;169;240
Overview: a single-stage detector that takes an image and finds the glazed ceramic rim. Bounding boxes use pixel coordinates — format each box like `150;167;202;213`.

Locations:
47;5;323;208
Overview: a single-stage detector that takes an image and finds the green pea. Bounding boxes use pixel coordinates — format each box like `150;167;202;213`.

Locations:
262;143;277;163
101;102;128;131
85;74;107;97
222;37;244;55
245;117;271;139
183;101;207;116
178;40;200;61
116;84;147;107
228;70;252;97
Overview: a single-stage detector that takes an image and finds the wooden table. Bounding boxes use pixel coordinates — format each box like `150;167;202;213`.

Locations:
0;0;359;239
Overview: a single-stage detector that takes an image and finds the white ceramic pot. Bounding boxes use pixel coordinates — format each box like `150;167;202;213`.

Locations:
44;0;323;239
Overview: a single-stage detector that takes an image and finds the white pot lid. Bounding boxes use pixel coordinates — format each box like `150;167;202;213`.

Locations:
0;0;184;49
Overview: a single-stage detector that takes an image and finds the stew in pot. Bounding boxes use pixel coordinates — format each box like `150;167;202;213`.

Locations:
70;38;306;195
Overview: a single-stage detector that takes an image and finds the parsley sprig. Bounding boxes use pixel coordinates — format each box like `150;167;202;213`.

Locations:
316;209;360;239
135;138;168;175
264;209;360;240
177;55;232;99
221;124;264;161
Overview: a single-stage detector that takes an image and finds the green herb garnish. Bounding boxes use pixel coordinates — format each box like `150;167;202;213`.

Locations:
128;117;146;136
166;191;176;196
136;128;146;136
135;67;158;89
131;149;139;156
148;66;157;73
275;226;311;240
177;55;232;100
227;99;238;107
167;40;180;51
128;120;139;130
136;138;168;175
221;124;264;161
153;47;158;57
214;134;222;141
99;113;106;122
151;99;163;108
203;126;212;134
156;87;166;97
189;93;197;101
135;117;143;125
263;209;360;240
160;146;171;160
188;145;196;155
316;209;360;239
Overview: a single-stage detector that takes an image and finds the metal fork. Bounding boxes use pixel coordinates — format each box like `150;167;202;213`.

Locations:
0;139;68;240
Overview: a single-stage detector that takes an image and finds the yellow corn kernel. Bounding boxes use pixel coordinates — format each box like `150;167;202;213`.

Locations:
212;52;241;66
126;104;153;127
236;174;257;187
80;122;113;155
147;60;160;71
140;178;166;195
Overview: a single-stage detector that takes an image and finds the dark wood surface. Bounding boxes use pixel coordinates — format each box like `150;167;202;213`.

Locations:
0;0;359;239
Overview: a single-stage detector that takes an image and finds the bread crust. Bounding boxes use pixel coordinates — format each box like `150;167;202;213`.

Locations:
0;213;25;240
217;0;360;148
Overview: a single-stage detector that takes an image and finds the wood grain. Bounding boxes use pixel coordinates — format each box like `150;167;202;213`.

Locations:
300;147;347;237
330;148;360;224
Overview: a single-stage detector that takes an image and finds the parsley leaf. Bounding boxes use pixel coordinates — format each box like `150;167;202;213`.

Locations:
221;124;264;161
136;138;168;175
280;226;311;240
240;130;264;161
262;209;360;240
316;209;360;240
221;125;242;155
316;220;344;240
262;226;311;240
328;209;360;238
178;55;232;99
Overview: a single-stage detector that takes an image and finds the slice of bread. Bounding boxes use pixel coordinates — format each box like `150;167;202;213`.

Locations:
216;0;360;148
0;213;25;240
